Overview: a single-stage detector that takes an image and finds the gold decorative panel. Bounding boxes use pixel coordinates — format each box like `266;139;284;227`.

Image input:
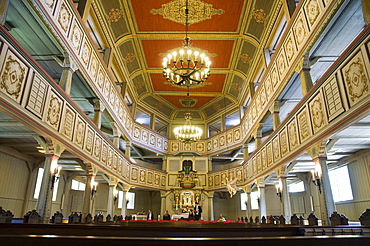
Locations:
113;153;118;172
219;135;225;147
80;39;91;66
73;116;86;148
309;92;328;134
161;175;166;187
226;132;233;145
57;2;72;34
257;153;262;172
89;55;99;80
284;32;298;64
26;74;48;117
252;158;257;175
297;107;312;142
304;0;323;29
147;171;153;184
93;135;102;160
70;20;83;53
279;127;289;156
341;52;370;107
207;140;212;151
293;12;309;48
149;133;155;146
272;136;281;161
0;50;28;103
271;65;279;88
84;126;94;154
131;167;138;182
101;141;108;163
266;142;273;166
107;148;113;168
60;105;75;140
277;50;287;78
208;175;213;188
103;79;110;98
150;0;225;25
261;148;267;169
154;173;160;186
221;172;227;185
323;74;345;121
288;117;300;150
212;138;218;150
234;128;240;141
196;142;205;152
214;174;220;187
117;157;123;175
44;91;63;130
141;130;149;144
96;69;105;90
265;75;273;100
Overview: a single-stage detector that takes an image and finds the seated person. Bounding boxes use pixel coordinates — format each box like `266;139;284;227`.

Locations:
163;210;171;220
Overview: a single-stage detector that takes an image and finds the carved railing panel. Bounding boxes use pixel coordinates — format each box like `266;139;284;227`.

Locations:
210;25;370;186
0;27;166;190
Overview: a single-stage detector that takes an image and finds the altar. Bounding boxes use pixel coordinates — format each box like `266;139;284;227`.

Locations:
171;214;189;220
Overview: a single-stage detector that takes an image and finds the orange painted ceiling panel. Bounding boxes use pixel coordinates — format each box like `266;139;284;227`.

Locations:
130;0;245;33
142;39;234;69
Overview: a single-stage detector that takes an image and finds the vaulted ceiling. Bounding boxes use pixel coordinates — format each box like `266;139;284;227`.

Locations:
96;0;281;121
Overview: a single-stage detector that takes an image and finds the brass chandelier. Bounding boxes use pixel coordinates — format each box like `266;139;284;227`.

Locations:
173;111;203;142
162;0;211;87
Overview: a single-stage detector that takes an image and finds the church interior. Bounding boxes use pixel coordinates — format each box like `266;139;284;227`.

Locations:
0;0;370;244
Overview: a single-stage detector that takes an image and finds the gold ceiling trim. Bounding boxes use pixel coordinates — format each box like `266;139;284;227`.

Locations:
150;0;224;25
115;34;260;48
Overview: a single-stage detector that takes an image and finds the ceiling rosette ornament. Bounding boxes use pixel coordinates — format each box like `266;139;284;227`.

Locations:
150;0;224;25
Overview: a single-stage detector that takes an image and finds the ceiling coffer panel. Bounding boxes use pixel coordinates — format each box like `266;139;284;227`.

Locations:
204;97;234;118
100;0;130;39
132;74;148;97
174;110;203;120
118;40;141;75
228;75;245;99
142;95;174;118
246;0;275;40
235;40;257;75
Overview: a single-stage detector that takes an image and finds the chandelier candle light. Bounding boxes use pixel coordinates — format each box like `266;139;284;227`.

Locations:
173;112;203;142
162;0;211;86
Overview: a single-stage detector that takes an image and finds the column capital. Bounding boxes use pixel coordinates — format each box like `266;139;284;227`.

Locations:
256;177;265;187
94;98;106;112
295;52;311;72
242;185;251;193
275;164;288;177
306;140;327;160
61;51;78;72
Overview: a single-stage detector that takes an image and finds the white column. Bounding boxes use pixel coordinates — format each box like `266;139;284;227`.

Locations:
279;176;292;223
245;186;252;220
107;181;117;217
315;157;336;225
36;154;59;223
121;190;128;218
82;174;94;217
208;192;214;221
258;185;267;220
